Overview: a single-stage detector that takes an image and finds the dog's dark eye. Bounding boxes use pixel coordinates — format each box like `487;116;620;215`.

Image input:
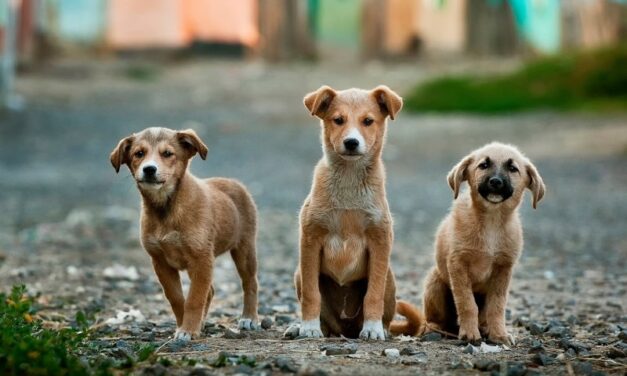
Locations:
363;117;374;126
333;117;344;125
134;151;144;158
478;161;490;169
508;165;519;173
162;150;173;158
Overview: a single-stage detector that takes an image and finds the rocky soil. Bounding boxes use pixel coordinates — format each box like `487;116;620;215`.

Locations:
0;58;625;375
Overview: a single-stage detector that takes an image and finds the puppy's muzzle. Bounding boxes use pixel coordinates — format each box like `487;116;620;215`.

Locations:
479;174;513;203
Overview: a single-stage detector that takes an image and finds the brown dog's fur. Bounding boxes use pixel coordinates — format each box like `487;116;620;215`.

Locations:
294;85;402;340
391;142;545;345
110;127;259;340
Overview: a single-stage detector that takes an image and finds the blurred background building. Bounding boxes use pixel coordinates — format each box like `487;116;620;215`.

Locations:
1;0;626;107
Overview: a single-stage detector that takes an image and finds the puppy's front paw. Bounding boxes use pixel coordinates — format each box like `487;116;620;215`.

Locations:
238;318;259;331
359;320;386;341
489;332;515;346
458;325;481;344
299;319;323;338
174;328;193;342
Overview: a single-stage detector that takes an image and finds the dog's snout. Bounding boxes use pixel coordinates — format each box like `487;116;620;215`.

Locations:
143;165;157;176
488;176;504;189
343;138;359;151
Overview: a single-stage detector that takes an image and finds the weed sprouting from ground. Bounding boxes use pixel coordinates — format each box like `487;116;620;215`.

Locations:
0;285;163;375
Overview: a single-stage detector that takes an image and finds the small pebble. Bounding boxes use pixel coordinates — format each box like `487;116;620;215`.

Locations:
399;346;422;356
528;322;547;335
420;332;442;342
261;317;273;330
450;360;473;370
321;343;358;356
382;348;400;358
462;344;479;355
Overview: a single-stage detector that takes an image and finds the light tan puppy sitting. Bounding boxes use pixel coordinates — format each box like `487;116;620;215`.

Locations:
294;85;402;340
391;142;545;345
110;127;259;340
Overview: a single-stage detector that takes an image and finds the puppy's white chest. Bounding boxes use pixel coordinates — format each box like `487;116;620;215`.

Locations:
483;227;501;256
320;211;368;286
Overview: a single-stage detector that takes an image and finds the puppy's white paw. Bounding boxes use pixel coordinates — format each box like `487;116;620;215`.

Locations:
298;319;323;338
359;320;386;340
174;329;192;342
238;318;258;331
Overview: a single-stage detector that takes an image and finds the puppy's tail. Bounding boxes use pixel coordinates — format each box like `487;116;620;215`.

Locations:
389;300;426;336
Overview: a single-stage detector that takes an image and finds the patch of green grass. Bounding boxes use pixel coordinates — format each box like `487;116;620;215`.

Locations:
0;285;91;375
123;64;160;82
405;46;627;113
0;285;163;375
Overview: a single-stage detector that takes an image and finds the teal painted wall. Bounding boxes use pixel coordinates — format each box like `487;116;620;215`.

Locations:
56;0;106;42
315;0;361;47
510;0;560;54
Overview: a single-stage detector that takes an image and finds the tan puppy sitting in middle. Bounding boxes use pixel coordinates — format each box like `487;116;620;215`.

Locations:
294;85;402;340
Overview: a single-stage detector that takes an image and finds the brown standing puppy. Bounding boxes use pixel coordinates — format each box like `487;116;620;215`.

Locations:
294;85;402;340
391;142;545;345
110;127;259;340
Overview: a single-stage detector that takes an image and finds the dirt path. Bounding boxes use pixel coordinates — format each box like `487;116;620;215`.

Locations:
0;59;626;375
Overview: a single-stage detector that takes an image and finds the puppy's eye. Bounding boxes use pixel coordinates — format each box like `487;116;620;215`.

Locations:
333;117;344;125
134;151;144;158
508;165;519;173
162;150;173;158
363;117;374;126
478;161;490;170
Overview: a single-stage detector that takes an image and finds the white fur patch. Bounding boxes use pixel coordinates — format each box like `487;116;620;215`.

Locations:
299;319;323;338
238;318;258;331
138;160;158;180
359;320;385;340
343;127;366;154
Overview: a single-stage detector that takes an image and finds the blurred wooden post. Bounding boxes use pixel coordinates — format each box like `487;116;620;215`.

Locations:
258;0;315;62
361;0;385;59
465;0;519;55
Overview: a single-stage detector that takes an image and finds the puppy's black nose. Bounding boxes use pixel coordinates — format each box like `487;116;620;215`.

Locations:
489;177;503;189
343;138;359;151
143;165;157;176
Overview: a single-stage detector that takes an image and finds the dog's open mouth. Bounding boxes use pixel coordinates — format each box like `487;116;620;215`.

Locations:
485;193;506;203
479;186;513;204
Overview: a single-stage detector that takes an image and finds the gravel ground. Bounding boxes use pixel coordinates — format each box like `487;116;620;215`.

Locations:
0;58;626;375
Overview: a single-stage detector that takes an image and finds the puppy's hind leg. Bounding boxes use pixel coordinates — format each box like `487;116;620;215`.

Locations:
231;237;259;330
423;268;456;336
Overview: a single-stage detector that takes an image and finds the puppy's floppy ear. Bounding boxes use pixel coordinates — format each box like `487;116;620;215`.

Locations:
447;155;473;199
110;136;134;173
177;129;208;160
304;86;336;118
371;85;403;120
525;161;545;209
